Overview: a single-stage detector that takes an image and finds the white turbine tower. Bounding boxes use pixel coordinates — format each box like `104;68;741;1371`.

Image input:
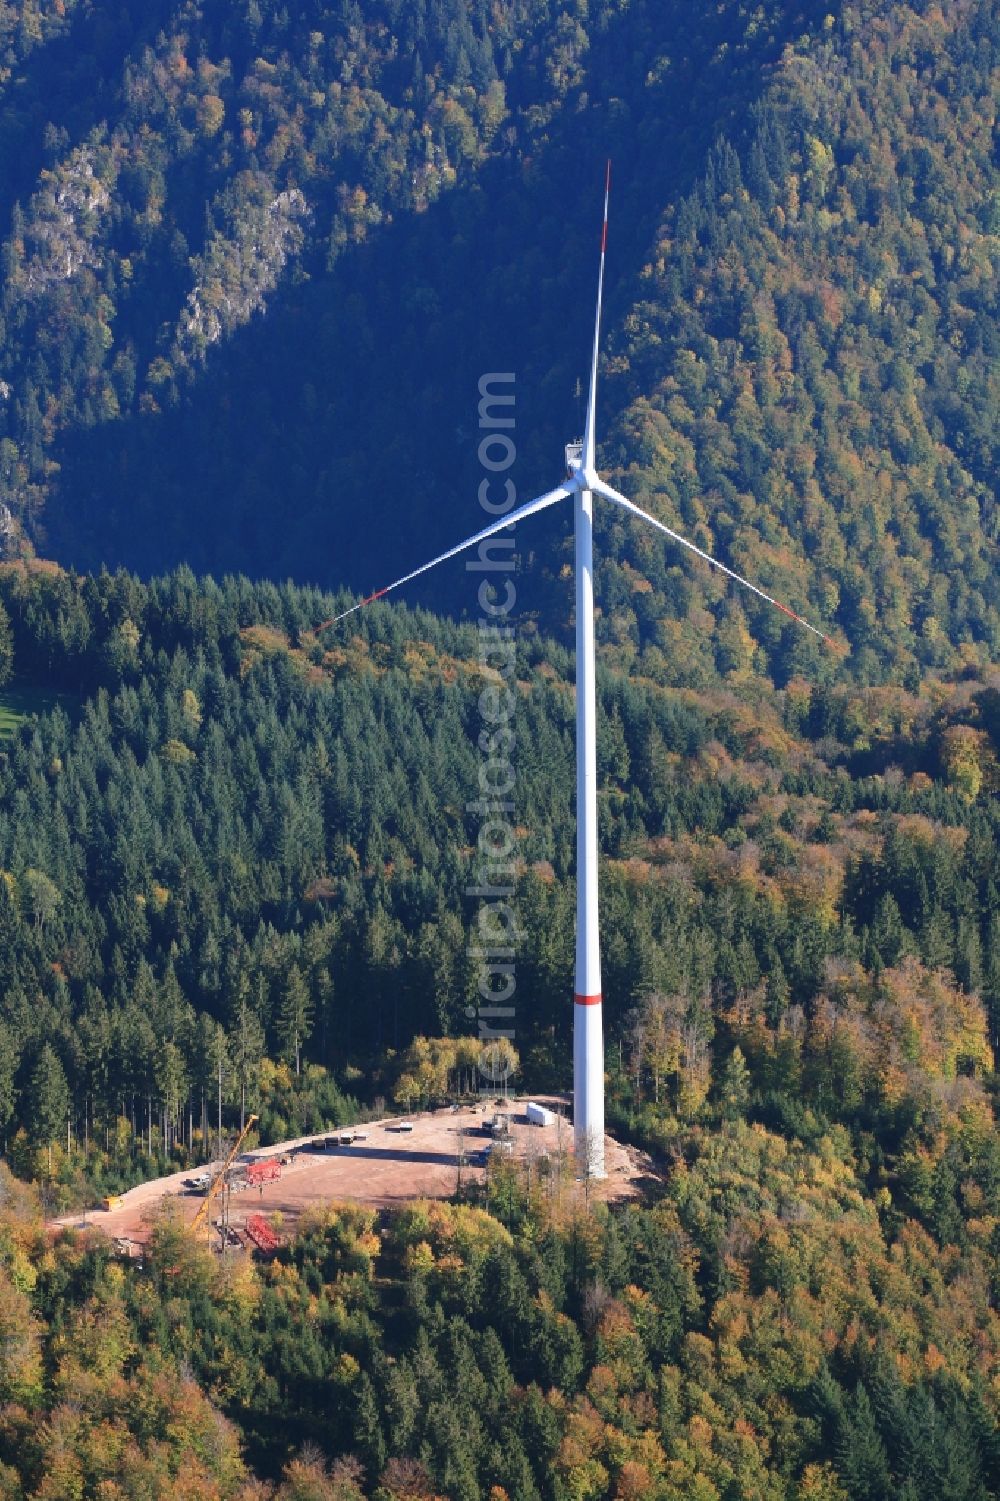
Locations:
326;163;833;1178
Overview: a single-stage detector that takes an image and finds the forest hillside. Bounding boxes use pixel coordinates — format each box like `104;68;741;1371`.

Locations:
0;565;998;1496
0;0;996;685
0;1;998;1496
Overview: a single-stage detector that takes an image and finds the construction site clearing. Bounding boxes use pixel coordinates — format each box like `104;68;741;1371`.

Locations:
54;1097;655;1258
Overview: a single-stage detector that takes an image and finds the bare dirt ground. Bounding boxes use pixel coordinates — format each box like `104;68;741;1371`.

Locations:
54;1097;661;1251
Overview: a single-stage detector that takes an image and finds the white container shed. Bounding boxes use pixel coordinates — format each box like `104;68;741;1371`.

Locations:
526;1102;557;1127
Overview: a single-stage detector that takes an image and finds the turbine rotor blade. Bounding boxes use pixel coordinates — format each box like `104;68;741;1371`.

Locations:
592;478;837;647
582;161;611;471
318;484;574;629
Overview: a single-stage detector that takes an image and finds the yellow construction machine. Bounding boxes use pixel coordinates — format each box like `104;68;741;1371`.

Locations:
191;1114;260;1234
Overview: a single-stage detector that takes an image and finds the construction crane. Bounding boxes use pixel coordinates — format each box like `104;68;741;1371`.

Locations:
191;1114;259;1234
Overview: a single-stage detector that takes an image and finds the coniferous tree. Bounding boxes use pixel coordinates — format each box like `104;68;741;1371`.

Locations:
30;1044;69;1174
353;1372;387;1480
836;1384;891;1501
0;600;12;687
0;1022;18;1145
229;986;266;1131
719;1045;751;1120
278;965;313;1077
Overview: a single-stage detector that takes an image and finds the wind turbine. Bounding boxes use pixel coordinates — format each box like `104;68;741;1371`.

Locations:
325;163;833;1177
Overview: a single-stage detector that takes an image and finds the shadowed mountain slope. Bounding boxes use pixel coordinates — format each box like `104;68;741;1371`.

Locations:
0;0;994;685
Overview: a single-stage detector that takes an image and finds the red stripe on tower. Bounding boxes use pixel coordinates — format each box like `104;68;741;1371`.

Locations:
574;992;603;1006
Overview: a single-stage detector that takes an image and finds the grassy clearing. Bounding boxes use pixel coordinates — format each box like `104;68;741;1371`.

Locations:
0;682;76;741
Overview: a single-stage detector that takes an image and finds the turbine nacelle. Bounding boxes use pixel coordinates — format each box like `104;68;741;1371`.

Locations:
564;442;599;494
